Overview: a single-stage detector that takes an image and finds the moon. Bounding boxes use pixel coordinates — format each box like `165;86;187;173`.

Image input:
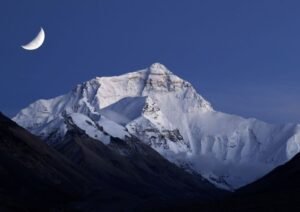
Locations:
21;28;45;50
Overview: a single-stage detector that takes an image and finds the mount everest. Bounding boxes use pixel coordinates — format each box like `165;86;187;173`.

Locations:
13;63;300;190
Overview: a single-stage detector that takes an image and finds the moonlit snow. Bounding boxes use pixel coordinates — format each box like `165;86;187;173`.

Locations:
13;63;300;190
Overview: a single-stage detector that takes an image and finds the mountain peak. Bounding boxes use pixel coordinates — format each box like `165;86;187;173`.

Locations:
14;64;300;190
148;62;172;75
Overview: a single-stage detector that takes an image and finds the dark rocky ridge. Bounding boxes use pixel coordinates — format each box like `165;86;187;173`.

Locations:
0;112;91;210
3;108;300;211
0;112;223;211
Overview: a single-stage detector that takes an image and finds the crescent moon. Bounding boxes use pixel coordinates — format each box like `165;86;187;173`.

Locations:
21;28;45;50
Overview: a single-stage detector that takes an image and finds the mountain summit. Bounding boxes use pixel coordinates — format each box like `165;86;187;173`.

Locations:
14;63;300;190
148;62;171;74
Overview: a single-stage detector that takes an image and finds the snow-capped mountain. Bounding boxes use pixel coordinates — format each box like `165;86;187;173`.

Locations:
13;63;300;190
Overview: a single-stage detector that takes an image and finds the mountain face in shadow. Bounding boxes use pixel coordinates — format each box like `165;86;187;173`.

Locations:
0;112;222;211
0;112;91;210
213;152;300;211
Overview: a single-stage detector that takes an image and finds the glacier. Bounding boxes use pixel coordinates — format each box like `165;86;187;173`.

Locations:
13;62;300;190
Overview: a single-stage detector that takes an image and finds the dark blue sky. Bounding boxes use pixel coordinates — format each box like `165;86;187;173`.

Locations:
1;0;300;123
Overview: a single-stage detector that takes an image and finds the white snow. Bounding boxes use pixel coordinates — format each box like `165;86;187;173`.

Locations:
69;113;111;144
13;62;300;190
99;96;147;125
97;116;130;140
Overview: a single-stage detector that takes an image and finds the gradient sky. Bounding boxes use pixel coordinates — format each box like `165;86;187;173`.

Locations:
1;0;300;123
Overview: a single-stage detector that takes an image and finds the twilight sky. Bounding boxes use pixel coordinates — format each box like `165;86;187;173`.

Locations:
1;0;300;123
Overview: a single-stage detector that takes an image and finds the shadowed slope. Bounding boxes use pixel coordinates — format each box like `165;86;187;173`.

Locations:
0;112;223;211
0;113;92;210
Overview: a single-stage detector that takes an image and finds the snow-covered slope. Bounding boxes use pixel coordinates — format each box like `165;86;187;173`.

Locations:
13;63;300;190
